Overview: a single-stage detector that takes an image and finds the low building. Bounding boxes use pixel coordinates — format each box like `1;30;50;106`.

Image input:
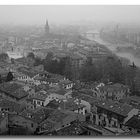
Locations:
0;82;29;102
59;79;73;90
91;100;139;130
46;99;86;116
16;66;40;85
9;107;55;134
97;83;130;101
31;90;52;107
0;112;8;134
125;114;140;134
38;110;84;134
125;96;140;109
0;98;26;114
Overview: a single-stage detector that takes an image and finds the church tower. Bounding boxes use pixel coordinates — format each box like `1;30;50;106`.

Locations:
45;19;50;34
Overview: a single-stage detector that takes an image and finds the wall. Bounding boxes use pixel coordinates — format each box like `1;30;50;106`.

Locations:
0;115;8;134
9;115;38;134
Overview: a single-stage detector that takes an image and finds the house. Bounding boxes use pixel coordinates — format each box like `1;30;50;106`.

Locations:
9;114;38;134
0;82;29;102
30;87;71;108
50;121;87;136
0;112;8;134
124;114;140;134
14;57;35;67
97;83;130;101
46;78;60;87
9;107;55;134
34;84;49;92
72;89;99;113
46;98;86;116
59;79;73;90
125;96;140;109
0;98;26;114
16;66;40;85
38;109;85;134
47;86;73;100
31;90;52;108
91;100;139;130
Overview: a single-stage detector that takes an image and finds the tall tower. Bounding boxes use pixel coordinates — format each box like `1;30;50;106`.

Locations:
45;19;50;34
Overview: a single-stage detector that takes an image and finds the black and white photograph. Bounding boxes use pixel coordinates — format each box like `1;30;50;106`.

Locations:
0;3;139;137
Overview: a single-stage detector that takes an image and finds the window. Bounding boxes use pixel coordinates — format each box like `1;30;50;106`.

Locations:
37;101;40;105
114;121;117;127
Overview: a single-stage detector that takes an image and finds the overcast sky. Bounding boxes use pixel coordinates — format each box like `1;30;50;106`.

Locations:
0;5;140;25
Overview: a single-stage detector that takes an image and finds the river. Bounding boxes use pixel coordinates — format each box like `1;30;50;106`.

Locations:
88;36;140;67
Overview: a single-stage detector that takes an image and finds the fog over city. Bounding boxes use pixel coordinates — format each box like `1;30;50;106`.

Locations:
0;5;140;136
0;5;140;25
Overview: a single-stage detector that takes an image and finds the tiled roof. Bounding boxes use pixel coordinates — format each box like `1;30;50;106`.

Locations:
46;99;85;112
99;83;129;93
59;99;85;111
127;96;140;103
21;107;55;123
55;121;84;136
34;84;49;92
39;119;55;132
17;67;38;78
31;91;49;101
95;100;134;117
78;88;95;97
48;87;68;96
45;100;60;109
59;79;73;85
125;115;140;129
0;98;26;113
72;90;99;104
47;110;69;123
0;82;28;99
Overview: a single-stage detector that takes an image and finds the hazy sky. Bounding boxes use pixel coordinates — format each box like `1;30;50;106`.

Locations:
0;5;140;25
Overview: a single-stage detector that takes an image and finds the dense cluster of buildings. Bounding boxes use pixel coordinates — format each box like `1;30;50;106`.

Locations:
0;20;139;136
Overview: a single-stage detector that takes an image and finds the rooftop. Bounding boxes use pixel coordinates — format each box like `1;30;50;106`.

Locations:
31;91;49;101
39;119;55;132
0;98;26;113
48;87;68;96
46;99;85;111
99;83;129;93
125;115;140;129
55;121;85;136
0;82;28;99
72;90;99;104
47;110;69;123
59;79;73;85
21;107;55;123
17;67;39;78
95;100;134;117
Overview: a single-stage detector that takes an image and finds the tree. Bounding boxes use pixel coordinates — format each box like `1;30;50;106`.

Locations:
34;57;42;66
27;52;35;59
45;52;53;61
0;53;9;61
6;72;14;82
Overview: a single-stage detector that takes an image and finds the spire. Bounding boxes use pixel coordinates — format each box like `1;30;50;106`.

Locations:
46;19;49;26
45;19;49;34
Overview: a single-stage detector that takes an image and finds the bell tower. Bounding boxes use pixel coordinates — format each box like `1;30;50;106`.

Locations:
45;19;50;34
